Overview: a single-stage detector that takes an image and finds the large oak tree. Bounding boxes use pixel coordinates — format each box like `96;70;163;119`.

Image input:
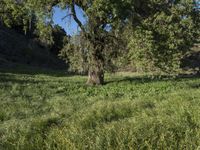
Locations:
11;0;133;85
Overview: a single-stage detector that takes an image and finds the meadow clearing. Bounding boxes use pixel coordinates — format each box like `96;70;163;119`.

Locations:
0;68;200;149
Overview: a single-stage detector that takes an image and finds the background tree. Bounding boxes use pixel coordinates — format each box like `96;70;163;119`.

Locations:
51;25;69;55
127;0;200;74
0;0;68;50
0;0;31;34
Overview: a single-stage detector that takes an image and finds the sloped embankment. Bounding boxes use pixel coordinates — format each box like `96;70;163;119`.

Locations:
0;25;66;69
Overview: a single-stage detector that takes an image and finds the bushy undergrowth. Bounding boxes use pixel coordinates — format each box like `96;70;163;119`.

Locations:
0;69;200;149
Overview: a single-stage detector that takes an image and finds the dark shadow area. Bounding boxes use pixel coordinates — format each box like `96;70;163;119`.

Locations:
105;74;200;85
0;24;67;71
0;78;46;85
1;66;200;86
0;69;67;78
0;73;47;85
190;83;200;89
0;60;89;77
181;48;200;75
0;66;79;78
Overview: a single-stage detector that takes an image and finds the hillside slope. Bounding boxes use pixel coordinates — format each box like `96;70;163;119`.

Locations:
0;25;66;69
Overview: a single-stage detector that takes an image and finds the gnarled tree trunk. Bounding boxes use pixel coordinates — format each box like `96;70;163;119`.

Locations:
86;44;104;85
87;68;104;85
86;33;105;85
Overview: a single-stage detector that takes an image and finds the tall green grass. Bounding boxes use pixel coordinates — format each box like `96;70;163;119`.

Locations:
0;69;200;149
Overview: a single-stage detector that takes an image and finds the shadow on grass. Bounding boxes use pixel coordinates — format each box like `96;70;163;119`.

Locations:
0;78;46;85
105;74;200;85
0;68;86;85
0;69;67;77
0;65;84;77
1;65;200;85
0;74;47;84
190;84;200;89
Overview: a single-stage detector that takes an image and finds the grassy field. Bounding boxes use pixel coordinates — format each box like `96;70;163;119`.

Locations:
0;68;200;150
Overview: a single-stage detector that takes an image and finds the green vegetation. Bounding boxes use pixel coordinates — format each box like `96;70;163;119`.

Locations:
0;1;200;149
1;0;199;84
1;68;200;149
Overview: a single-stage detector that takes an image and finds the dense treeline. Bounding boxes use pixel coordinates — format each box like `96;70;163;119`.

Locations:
0;0;200;84
0;0;68;56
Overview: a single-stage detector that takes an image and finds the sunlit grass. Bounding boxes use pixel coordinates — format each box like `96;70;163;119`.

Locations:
0;69;200;149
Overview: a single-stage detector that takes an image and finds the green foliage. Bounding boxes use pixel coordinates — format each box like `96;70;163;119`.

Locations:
1;0;200;76
1;68;200;149
58;0;133;77
59;33;89;73
59;32;125;73
0;0;55;46
128;0;200;74
35;22;54;47
51;25;69;55
0;0;29;32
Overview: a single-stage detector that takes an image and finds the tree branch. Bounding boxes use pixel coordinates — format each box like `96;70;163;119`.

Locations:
70;0;86;33
62;13;73;20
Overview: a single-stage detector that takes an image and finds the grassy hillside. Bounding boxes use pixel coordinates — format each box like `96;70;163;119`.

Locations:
0;68;200;149
0;25;65;69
